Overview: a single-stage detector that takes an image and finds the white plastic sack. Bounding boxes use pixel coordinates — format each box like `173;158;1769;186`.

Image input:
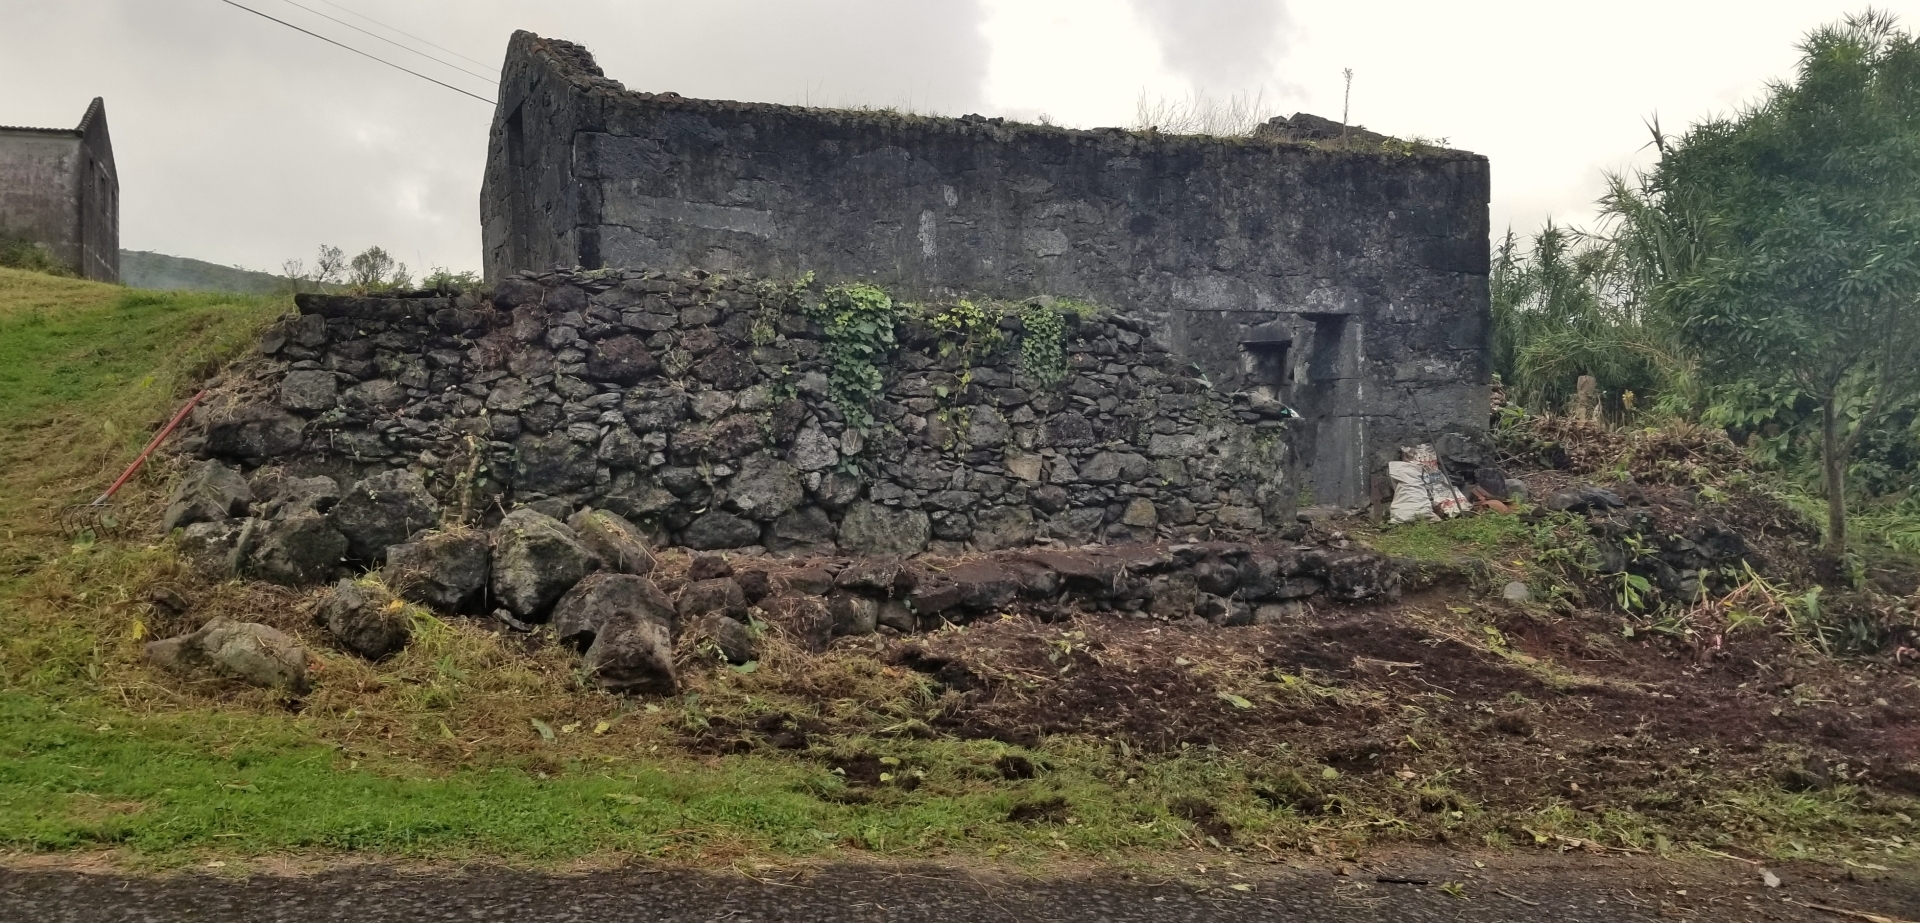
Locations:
1388;460;1469;523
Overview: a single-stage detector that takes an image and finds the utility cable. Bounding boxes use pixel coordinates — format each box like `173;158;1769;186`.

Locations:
213;0;493;104
311;0;495;69
270;0;497;85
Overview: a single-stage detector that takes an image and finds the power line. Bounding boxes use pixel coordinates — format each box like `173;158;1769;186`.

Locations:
311;0;494;70
213;0;493;104
270;0;497;85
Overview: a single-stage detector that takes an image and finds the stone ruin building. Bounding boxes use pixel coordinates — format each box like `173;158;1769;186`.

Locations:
153;32;1491;690
0;97;119;282
480;31;1491;512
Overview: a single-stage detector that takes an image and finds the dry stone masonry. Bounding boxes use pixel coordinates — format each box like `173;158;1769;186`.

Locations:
482;31;1493;509
156;269;1416;693
203;269;1295;559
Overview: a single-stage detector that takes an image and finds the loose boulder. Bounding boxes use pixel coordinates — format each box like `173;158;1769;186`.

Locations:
162;459;251;533
330;469;441;563
384;530;491;613
584;616;678;695
145;617;310;693
687;614;757;665
247;512;347;586
491;509;599;620
316;579;412;661
548;572;681;695
259;475;341;520
552;573;678;649
567;508;655;575
177;519;247;577
678;577;748;622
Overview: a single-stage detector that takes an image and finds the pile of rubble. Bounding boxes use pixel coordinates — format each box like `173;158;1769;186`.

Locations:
148;454;1399;695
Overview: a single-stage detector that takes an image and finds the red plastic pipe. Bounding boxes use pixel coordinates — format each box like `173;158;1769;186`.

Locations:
90;390;207;507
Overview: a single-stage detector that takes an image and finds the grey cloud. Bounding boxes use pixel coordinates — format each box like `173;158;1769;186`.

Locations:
1129;0;1290;92
0;1;990;275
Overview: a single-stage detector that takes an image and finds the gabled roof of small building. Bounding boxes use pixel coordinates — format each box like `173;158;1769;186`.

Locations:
0;97;107;136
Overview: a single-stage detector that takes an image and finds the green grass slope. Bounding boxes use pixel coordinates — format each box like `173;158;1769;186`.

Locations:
118;250;290;295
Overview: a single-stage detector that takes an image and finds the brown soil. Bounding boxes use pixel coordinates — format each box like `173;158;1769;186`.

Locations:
874;586;1920;829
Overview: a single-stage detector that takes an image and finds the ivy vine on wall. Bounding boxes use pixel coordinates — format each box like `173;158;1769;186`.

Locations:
802;281;899;431
1019;301;1067;388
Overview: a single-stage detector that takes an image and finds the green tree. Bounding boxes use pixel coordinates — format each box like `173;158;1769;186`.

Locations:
1489;223;1675;412
1637;11;1920;557
347;245;411;290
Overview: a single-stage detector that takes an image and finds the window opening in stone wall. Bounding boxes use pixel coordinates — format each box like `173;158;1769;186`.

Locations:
1239;333;1296;419
504;104;529;265
1242;340;1291;387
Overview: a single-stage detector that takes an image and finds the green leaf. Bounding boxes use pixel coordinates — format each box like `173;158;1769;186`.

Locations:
730;660;760;674
1217;692;1254;709
531;718;556;742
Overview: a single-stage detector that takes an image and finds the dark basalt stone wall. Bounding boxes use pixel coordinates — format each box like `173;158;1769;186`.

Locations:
204;269;1295;557
480;31;1492;508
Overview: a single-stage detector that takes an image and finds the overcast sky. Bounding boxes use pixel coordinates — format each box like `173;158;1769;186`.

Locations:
0;0;1909;276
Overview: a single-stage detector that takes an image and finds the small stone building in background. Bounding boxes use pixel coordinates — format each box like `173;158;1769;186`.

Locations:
0;97;120;282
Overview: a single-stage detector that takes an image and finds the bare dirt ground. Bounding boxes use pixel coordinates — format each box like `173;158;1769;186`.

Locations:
3;850;1916;923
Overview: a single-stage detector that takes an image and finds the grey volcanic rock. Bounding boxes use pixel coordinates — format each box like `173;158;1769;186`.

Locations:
178;519;246;577
204;406;304;460
584;615;677;695
678;578;747;622
247;512;347;586
513;431;597;493
145;617;309;693
316;579;411;661
585;335;660;384
491;509;599;619
384;530;491;613
278;370;338;412
259;476;340;520
686;614;757;665
567;508;655;575
1079;451;1151;484
549;573;680;695
329;469;440;563
682;511;761;550
765;506;836;555
552;573;677;649
971;507;1035;552
162;459;251;533
837;502;929;557
724;455;803;522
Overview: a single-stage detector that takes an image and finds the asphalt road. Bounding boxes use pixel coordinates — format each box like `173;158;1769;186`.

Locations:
2;855;1915;923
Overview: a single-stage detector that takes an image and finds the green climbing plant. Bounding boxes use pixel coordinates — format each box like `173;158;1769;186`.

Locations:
803;281;899;430
1018;301;1066;388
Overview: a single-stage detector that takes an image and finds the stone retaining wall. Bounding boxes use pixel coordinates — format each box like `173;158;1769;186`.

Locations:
195;268;1296;559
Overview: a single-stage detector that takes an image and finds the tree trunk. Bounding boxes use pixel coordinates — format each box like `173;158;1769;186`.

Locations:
1821;395;1848;558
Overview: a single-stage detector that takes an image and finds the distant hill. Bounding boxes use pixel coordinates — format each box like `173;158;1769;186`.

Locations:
119;250;289;294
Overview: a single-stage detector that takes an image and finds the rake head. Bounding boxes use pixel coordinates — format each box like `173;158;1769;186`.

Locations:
62;496;130;537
